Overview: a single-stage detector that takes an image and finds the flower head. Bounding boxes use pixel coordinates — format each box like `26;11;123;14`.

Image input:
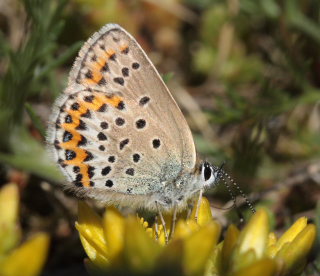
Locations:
76;199;316;276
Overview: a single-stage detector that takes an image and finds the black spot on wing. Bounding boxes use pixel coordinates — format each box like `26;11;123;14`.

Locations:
78;135;87;146
76;120;87;130
65;150;76;160
119;139;129;150
117;101;125;110
71;102;80;111
54;140;61;150
108;156;115;163
97;104;107;112
136;119;146;129
113;77;124;86
100;122;109;129
81;110;91;118
84;151;94;162
125;168;134;176
139;96;150;106
132;62;140;69
63;131;73;142
121;67;129;77
152;139;161;149
88;166;95;179
65;114;73;123
85;71;93;79
84;95;95;103
101;62;110;72
101;166;111;176
133;154;140;163
115;117;125;126
97;132;107;141
98;77;107;86
105;180;113;187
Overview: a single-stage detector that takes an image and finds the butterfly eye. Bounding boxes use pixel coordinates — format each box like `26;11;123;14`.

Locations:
204;164;212;181
201;162;215;186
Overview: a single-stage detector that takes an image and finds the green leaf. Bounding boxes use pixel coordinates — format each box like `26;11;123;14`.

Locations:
162;72;175;84
0;128;64;182
286;0;320;44
36;41;82;81
25;103;46;138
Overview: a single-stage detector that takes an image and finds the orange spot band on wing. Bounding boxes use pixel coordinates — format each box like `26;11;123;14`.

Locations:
80;166;90;187
93;93;123;108
106;49;115;57
120;45;128;51
106;96;122;107
58;93;123;187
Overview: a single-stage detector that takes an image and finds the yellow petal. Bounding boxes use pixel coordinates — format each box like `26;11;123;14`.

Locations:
267;244;278;259
266;232;278;258
76;201;108;265
172;220;189;240
275;224;316;275
237;208;269;258
232;258;277;276
76;224;109;267
209;242;223;276
190;197;213;226
174;219;200;240
0;183;20;255
183;220;221;276
186;219;202;232
268;232;277;247
275;217;307;252
0;233;49;276
103;207;124;260
0;183;19;226
221;224;240;273
124;216;162;273
145;227;153;238
157;225;167;246
232;248;258;272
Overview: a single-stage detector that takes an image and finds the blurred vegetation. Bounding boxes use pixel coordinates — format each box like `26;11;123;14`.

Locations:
0;0;319;275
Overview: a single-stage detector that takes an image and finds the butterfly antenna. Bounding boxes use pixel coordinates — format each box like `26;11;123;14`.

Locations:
209;162;237;211
223;171;256;213
216;168;237;210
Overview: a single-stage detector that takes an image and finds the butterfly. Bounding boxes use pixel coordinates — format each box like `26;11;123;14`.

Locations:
47;23;222;225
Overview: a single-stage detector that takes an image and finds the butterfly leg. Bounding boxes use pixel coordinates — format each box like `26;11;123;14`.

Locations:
155;201;169;244
195;189;203;222
154;215;159;241
186;202;193;220
169;204;178;240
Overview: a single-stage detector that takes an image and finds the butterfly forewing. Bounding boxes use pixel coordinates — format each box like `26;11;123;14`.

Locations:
47;24;196;198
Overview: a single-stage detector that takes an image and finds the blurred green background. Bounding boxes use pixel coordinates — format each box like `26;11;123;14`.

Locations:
0;0;319;275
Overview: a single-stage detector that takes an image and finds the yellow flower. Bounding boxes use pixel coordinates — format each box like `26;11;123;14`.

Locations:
77;197;221;275
0;183;50;276
0;183;20;256
216;209;316;276
76;199;316;276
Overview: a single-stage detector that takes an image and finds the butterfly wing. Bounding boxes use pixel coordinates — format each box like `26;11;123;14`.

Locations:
47;24;196;201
